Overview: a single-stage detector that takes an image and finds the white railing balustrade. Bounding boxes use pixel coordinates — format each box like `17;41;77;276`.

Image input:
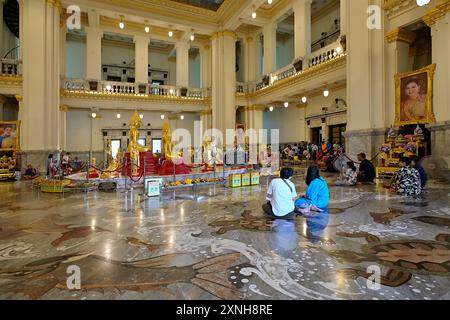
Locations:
306;39;344;68
1;59;21;76
61;79;210;99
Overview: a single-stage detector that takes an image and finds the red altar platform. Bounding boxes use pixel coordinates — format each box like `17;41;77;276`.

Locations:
122;152;160;177
159;158;191;175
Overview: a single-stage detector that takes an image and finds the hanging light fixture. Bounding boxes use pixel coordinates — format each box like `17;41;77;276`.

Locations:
323;89;330;97
119;15;125;29
416;0;430;6
251;6;257;19
116;113;121;119
91;112;97;119
180;115;185;120
168;26;174;38
268;0;273;4
284;102;289;108
145;26;150;33
269;106;274;112
139;114;144;119
301;96;307;103
161;114;165;120
190;30;195;41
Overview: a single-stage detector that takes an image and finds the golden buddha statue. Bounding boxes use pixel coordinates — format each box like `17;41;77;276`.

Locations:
127;111;148;176
162;122;173;160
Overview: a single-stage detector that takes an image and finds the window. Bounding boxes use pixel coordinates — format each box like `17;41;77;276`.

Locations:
138;138;146;147
111;140;121;159
152;139;162;153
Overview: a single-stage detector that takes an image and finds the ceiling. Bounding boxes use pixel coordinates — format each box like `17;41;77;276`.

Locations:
170;0;225;11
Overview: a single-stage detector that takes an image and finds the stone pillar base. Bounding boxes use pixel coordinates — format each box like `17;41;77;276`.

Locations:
426;121;450;157
344;128;386;164
18;150;55;174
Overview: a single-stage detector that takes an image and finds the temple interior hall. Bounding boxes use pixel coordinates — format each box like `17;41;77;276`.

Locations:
0;0;450;301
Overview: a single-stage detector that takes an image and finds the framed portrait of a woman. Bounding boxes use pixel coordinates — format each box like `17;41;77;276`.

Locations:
395;64;436;126
0;121;20;151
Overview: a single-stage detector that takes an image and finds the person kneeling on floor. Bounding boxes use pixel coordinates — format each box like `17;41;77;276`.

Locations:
263;167;298;220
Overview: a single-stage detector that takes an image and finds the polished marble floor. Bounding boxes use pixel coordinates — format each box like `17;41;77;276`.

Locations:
0;173;449;300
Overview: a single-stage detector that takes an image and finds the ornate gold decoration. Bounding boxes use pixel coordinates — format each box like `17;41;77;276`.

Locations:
198;110;212;116
395;64;436;126
14;95;23;102
386;28;416;44
162;121;173;160
127;111;148;176
210;30;237;41
243;105;265;111
59;105;69;112
424;0;450;27
0;75;22;86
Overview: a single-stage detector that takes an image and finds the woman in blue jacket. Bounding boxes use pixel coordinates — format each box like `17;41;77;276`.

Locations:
296;165;330;214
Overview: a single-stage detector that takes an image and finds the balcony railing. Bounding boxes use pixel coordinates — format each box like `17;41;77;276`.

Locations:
61;79;210;99
1;59;21;76
239;38;346;94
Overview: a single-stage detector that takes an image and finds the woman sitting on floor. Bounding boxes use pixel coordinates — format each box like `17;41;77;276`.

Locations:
335;161;358;186
295;165;330;214
263;167;298;220
390;157;422;197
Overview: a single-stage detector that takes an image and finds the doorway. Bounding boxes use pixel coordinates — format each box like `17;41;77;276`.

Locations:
329;124;347;147
311;127;322;145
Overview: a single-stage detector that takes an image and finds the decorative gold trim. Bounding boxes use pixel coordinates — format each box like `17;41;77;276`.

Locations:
14;95;23;102
424;0;450;27
243;105;265;111
0;75;23;86
395;64;436;126
249;54;347;99
198;110;212;116
386;28;416;44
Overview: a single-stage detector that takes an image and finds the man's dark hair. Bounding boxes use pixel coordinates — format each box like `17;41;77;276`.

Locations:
400;157;412;166
305;165;321;186
358;153;367;159
280;167;294;179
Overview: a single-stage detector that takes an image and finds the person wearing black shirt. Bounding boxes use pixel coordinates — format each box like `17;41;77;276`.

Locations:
357;153;376;183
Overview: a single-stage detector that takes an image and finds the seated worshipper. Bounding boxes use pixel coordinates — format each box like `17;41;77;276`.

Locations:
357;153;376;183
263;167;298;219
335;161;358;186
23;164;38;179
411;156;427;189
295;165;330;214
391;157;422;196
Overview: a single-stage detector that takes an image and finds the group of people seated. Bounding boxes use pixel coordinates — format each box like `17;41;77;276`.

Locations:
263;165;330;220
389;156;427;197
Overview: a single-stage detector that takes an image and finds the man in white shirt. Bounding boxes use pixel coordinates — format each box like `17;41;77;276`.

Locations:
263;167;298;219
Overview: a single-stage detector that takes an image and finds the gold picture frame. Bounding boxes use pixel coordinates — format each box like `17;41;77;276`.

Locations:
395;64;436;126
0;120;21;151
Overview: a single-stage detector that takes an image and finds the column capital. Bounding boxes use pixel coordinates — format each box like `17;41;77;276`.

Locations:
244;105;265;112
203;44;211;51
423;0;450;27
210;30;237;41
386;28;416;44
46;0;63;12
198;109;212;116
59;105;69;112
15;95;23;102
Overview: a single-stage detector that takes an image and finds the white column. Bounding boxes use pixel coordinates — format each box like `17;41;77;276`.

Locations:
293;0;312;60
85;27;103;80
339;0;348;37
244;106;264;131
200;44;211;88
211;31;236;144
243;36;257;82
60;26;66;77
199;110;212;137
134;35;150;84
176;41;190;87
20;0;61;170
263;22;277;74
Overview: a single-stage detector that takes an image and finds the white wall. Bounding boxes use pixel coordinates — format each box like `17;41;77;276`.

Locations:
66;110;200;152
263;87;347;143
276;36;294;70
311;6;340;45
101;42;135;66
189;51;200;87
66;39;86;78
